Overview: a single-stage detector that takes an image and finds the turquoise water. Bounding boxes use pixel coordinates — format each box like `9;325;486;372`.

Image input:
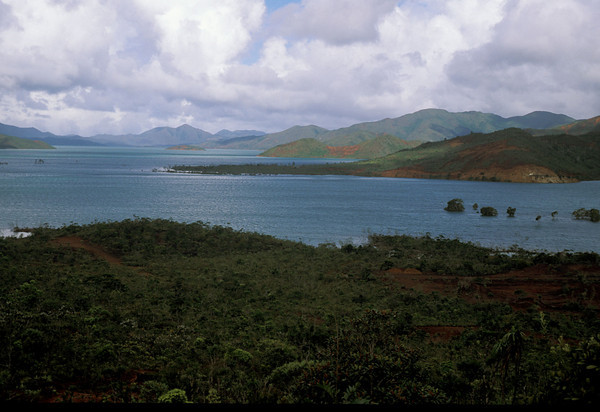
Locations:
1;146;598;252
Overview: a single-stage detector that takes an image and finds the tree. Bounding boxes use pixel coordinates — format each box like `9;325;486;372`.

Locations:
445;199;465;212
572;208;600;222
506;207;516;218
480;207;498;217
490;326;525;404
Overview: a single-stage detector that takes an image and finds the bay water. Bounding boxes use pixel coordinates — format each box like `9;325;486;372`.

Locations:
1;146;598;252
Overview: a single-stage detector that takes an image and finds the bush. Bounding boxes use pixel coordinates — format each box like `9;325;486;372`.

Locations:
480;207;498;217
572;208;600;222
506;207;516;217
545;335;600;404
158;388;189;403
445;199;465;212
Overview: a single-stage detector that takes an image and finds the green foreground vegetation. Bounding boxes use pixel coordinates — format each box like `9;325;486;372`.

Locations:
1;218;599;404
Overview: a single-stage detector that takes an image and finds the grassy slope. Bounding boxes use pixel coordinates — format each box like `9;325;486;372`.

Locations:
259;138;330;158
0;134;55;149
260;134;419;159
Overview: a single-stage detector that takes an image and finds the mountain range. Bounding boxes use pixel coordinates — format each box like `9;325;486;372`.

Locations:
2;109;598;151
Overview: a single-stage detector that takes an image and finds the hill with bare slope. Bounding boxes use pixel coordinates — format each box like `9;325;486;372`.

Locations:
259;134;419;159
345;128;600;183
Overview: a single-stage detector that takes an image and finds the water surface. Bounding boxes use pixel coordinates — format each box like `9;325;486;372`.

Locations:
1;146;598;252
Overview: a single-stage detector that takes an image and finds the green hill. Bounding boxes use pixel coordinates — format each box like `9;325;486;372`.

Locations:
0;134;55;149
259;138;330;157
340;128;600;183
260;134;418;159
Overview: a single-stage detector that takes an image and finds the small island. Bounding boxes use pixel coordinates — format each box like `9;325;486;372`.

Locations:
166;144;205;151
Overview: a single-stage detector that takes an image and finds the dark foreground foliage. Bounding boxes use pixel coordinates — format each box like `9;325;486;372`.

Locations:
0;218;599;404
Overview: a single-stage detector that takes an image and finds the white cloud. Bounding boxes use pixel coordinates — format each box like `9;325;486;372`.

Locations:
267;0;397;44
0;0;598;136
443;0;600;117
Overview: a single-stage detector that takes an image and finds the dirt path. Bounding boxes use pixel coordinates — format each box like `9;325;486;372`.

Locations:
52;236;152;276
52;236;123;265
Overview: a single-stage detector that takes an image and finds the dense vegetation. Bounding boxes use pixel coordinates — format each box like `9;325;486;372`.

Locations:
1;218;599;404
0;134;55;150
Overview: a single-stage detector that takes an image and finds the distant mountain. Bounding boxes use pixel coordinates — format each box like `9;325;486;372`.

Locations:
217;125;329;149
0;109;582;149
0;123;55;139
89;124;215;147
0;122;100;146
530;115;600;136
0;134;55;149
333;128;600;183
505;111;575;129
316;109;575;145
220;109;576;150
260;134;418;159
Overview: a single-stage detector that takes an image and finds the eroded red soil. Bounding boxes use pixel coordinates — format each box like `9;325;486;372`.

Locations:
378;264;600;312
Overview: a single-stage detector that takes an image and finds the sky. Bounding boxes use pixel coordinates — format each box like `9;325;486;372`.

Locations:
0;0;599;136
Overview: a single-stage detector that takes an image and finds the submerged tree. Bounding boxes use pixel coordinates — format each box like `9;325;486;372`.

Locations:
445;198;465;212
572;208;600;222
506;207;516;218
480;207;498;217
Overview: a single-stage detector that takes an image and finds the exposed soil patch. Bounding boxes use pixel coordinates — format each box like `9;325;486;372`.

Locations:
327;144;360;157
379;164;577;183
52;236;122;265
378;264;600;313
379;264;600;342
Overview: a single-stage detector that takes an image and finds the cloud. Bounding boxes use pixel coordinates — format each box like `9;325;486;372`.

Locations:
0;0;598;136
267;0;397;45
443;0;600;117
